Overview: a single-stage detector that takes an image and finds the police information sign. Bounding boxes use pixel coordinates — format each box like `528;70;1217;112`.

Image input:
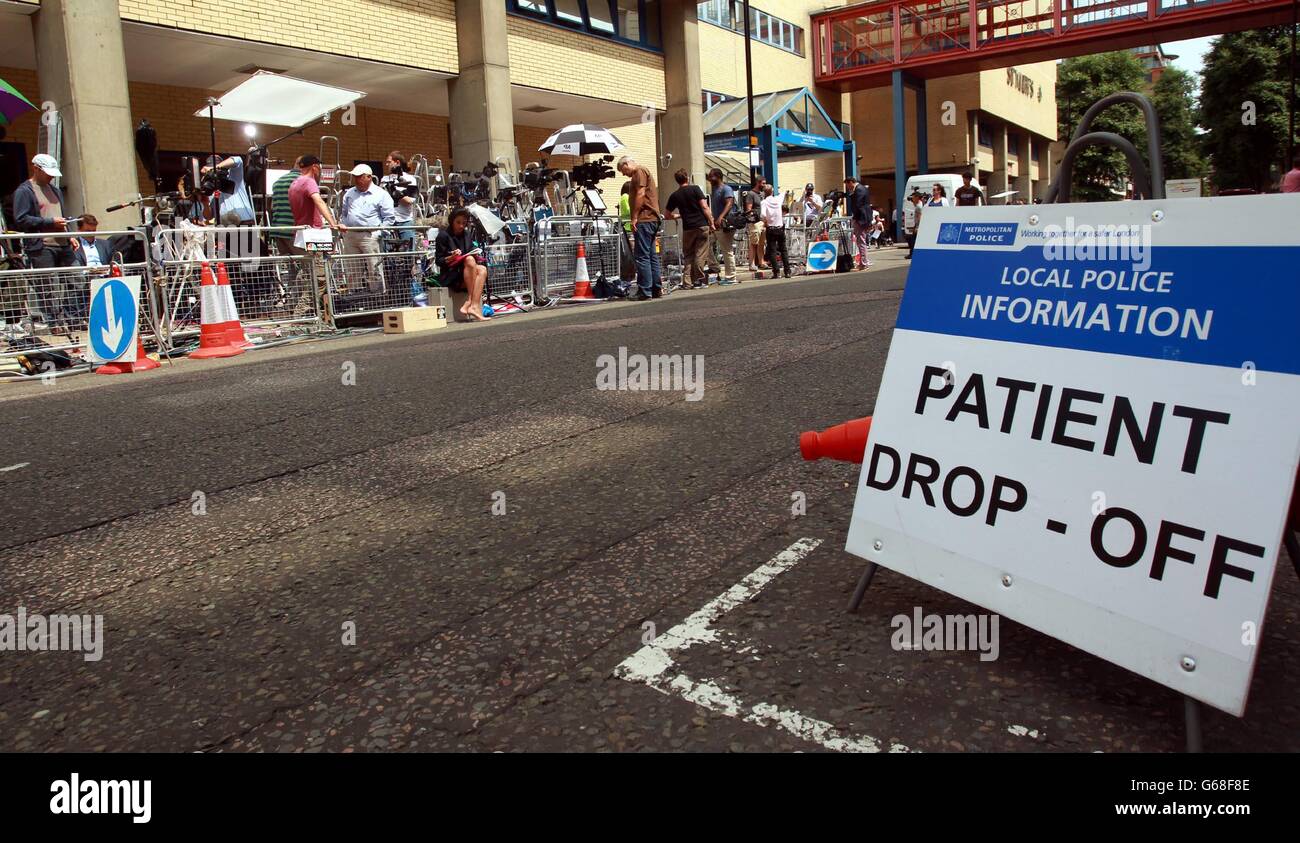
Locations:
845;195;1300;716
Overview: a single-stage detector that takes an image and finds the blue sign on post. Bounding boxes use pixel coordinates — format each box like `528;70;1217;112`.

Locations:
88;277;140;363
805;240;838;273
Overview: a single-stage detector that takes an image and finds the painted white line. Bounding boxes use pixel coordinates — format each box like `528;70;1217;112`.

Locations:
1007;724;1042;740
0;462;29;473
615;537;910;753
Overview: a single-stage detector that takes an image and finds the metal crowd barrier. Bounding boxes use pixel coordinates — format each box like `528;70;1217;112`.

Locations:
153;224;323;345
658;224;684;291
0;229;157;376
535;215;621;300
785;218;809;274
821;216;855;260
324;227;433;321
484;240;534;306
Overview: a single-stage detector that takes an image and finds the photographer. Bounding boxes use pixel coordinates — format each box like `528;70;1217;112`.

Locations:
797;183;823;225
381;151;421;249
616;155;662;300
200;154;255;225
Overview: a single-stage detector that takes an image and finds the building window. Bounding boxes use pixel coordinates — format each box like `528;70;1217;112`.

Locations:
977;124;992;149
1007;135;1019;157
507;0;662;49
703;90;730;110
697;1;804;57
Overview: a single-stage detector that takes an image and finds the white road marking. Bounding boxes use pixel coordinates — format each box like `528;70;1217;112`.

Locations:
1007;724;1042;740
0;462;29;473
615;537;910;753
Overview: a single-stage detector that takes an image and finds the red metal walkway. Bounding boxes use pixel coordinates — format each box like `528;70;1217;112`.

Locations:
812;0;1296;89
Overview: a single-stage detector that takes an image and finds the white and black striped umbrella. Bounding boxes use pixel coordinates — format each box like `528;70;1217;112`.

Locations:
538;123;625;157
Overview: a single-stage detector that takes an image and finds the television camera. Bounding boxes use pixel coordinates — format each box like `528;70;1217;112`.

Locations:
570;155;616;188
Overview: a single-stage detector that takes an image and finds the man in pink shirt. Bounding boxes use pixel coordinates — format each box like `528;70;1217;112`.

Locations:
1282;155;1300;193
285;155;343;317
289;155;343;229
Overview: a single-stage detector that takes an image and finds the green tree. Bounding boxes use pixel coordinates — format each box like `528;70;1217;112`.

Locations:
1055;52;1149;201
1199;27;1298;193
1152;67;1204;182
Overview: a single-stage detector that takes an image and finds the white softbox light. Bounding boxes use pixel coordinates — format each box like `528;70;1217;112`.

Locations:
195;71;365;128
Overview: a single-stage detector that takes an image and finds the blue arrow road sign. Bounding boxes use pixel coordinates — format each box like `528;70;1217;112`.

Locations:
89;277;139;362
806;240;838;273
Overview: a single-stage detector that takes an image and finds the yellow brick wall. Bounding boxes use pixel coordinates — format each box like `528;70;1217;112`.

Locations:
116;0;459;74
698;2;848;193
507;17;665;110
980;61;1058;140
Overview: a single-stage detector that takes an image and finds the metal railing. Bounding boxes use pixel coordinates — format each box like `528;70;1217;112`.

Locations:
534;215;621;301
152;224;323;345
1;229;157;375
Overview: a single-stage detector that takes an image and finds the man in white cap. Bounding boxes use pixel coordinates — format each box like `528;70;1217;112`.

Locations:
12;154;75;331
339;163;395;293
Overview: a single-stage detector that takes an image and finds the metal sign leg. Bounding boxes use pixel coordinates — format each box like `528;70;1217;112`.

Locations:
1184;696;1204;753
846;561;879;613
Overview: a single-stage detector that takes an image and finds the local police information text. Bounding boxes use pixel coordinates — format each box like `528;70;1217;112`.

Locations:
960;268;1211;340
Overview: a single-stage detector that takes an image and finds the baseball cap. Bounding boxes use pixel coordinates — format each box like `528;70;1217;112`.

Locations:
349;163;373;177
805;183;815;190
32;154;61;178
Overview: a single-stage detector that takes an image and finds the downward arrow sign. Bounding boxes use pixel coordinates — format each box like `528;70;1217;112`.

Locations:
100;283;124;354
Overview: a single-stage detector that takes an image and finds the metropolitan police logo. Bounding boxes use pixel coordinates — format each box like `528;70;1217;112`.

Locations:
938;223;962;244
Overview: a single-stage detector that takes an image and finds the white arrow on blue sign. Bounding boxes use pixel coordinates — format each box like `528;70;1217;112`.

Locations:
805;240;838;273
88;276;141;363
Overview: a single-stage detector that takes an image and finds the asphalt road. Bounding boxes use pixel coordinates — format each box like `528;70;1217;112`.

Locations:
1;256;1297;753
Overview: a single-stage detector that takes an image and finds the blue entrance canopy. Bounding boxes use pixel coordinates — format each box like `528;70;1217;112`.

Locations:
702;87;856;190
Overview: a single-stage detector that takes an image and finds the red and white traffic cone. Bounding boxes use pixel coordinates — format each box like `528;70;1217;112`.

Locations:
571;242;597;300
96;262;160;374
189;262;245;360
216;262;254;348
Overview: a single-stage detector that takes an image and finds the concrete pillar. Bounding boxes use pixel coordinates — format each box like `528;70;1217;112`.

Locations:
32;0;138;230
1014;132;1032;202
992;123;1009;198
450;0;516;173
656;0;704;199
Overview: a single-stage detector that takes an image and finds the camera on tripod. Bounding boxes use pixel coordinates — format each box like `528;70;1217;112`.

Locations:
570;155;615;188
523;166;559;191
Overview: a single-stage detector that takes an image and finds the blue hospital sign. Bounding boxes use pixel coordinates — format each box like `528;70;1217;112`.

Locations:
806;240;838;273
846;195;1300;716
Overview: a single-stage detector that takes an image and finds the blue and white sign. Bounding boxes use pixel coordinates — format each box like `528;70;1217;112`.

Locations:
846;195;1300;716
88;276;141;363
805;240;838;273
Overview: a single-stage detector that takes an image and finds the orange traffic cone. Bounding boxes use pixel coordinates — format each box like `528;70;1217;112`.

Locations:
189;262;245;360
95;263;160;374
799;416;873;464
571;242;597;300
215;262;254;348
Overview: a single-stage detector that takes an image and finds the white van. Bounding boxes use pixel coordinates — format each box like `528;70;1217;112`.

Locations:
904;173;983;205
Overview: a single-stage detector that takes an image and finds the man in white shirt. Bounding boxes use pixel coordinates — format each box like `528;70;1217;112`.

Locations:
759;186;790;279
797;183;823;225
340;164;395;293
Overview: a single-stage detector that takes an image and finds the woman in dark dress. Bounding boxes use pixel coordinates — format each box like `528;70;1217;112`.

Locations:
435;208;489;321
